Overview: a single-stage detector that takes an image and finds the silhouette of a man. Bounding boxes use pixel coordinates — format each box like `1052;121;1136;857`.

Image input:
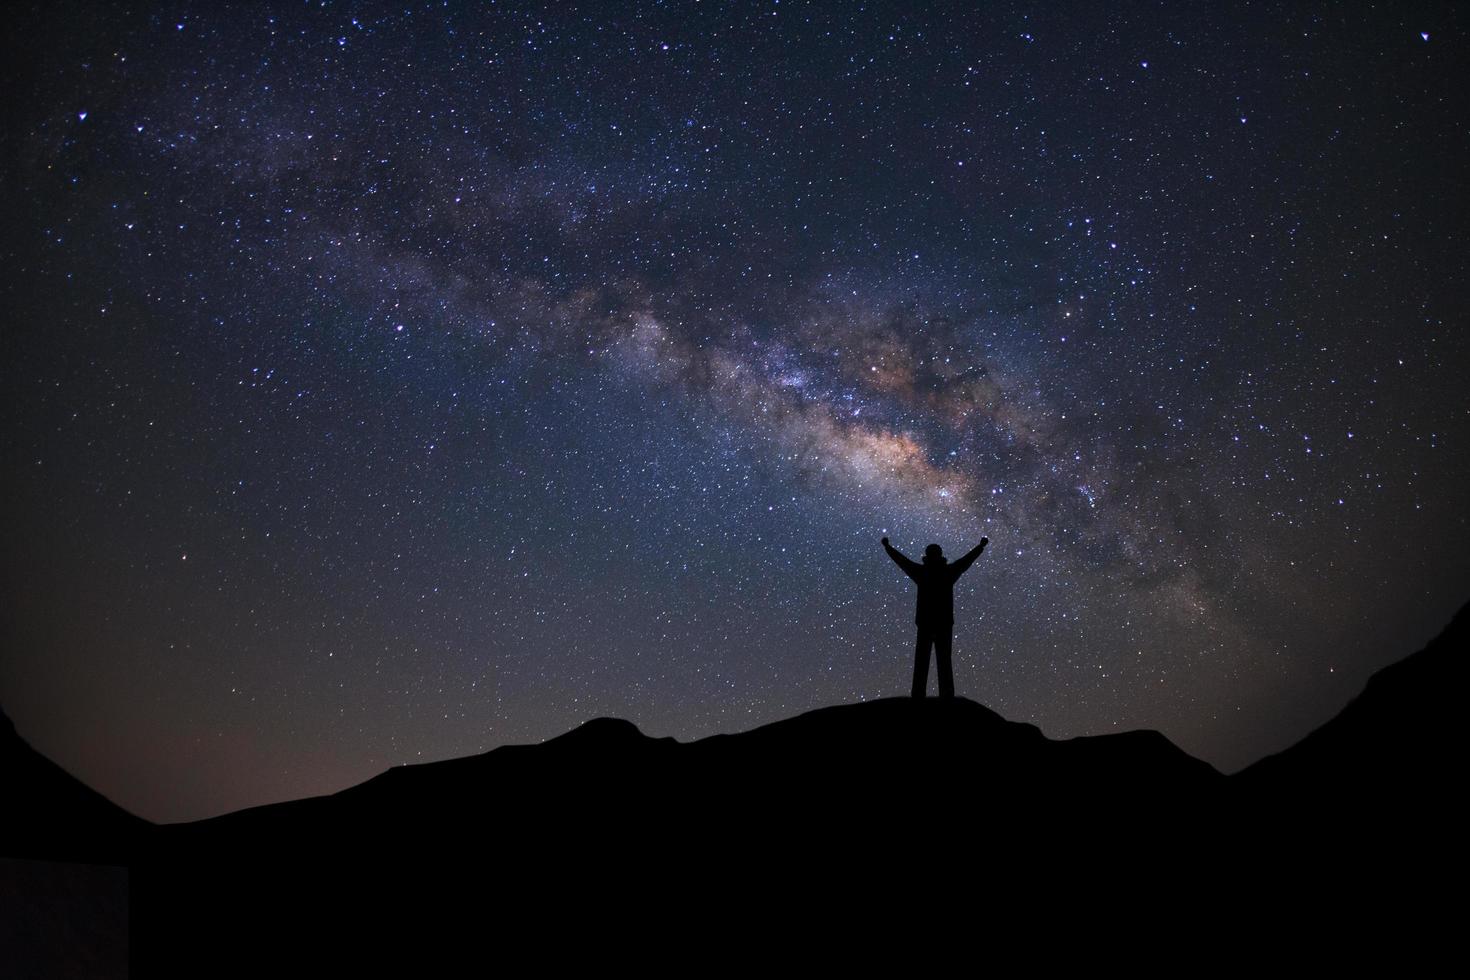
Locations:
882;536;988;698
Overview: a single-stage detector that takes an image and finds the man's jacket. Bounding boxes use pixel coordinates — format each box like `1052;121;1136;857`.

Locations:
884;541;985;627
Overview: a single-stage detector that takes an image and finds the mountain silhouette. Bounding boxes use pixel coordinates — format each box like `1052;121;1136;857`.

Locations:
0;712;138;976
0;709;147;866
162;696;1221;856
1232;602;1465;861
1239;603;1464;802
133;697;1231;967
4;601;1466;966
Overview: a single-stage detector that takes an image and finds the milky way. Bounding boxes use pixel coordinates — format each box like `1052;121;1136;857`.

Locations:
3;1;1466;821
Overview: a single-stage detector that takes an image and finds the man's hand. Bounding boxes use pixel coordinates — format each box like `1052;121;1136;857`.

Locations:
881;536;890;546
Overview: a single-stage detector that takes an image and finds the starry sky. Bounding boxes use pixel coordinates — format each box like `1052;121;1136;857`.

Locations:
3;1;1466;823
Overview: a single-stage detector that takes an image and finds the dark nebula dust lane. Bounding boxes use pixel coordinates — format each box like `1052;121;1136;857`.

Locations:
3;1;1466;822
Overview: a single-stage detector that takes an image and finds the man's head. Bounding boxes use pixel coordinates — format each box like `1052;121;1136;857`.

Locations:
923;543;946;564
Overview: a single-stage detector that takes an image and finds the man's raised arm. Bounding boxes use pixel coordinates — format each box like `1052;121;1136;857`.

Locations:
882;537;922;581
949;536;989;577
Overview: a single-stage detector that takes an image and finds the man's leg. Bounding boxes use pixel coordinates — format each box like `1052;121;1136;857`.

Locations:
936;626;954;699
912;627;931;698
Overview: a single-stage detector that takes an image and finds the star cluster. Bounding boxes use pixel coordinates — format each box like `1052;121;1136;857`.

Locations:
3;1;1465;821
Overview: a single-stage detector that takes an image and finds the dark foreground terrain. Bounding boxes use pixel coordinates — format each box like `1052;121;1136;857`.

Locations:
3;603;1464;968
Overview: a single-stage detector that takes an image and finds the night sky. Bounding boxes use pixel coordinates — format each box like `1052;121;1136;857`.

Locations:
3;1;1466;823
